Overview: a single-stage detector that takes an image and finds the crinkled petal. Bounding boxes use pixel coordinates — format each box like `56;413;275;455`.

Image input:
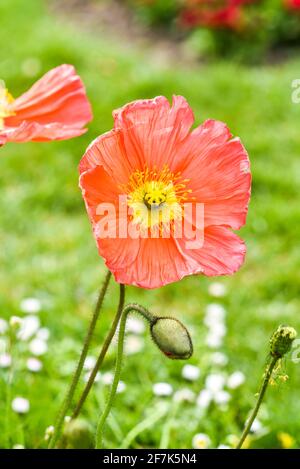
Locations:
175;120;251;230
108;237;203;289
2;121;87;143
79;165;140;271
112;95;194;170
176;226;246;277
79;129;138;185
79;164;121;220
6;64;92;128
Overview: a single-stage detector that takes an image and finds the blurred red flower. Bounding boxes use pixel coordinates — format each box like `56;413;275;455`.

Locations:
284;0;300;10
180;0;257;30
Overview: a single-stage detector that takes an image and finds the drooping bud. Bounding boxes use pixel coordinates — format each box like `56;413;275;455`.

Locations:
270;325;297;358
150;317;193;360
62;418;93;449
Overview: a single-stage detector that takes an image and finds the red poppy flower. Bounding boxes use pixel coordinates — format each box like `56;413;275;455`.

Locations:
180;0;254;30
0;64;92;147
284;0;300;10
79;96;251;289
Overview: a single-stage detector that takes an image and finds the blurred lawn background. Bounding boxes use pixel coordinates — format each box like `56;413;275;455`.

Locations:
1;0;300;449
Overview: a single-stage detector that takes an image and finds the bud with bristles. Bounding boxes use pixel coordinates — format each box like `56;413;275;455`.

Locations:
62;418;93;449
150;317;193;360
270;325;297;358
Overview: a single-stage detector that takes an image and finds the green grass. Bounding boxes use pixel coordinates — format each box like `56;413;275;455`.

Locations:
1;0;300;449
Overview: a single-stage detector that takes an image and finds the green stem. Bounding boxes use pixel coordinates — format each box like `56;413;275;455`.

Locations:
159;400;180;449
236;355;278;449
95;303;154;449
5;328;15;448
71;284;125;419
48;269;111;449
121;402;168;449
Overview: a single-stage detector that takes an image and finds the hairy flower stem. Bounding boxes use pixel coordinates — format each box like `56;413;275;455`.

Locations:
48;270;111;449
71;284;126;419
236;355;278;449
5;328;16;448
95;304;154;449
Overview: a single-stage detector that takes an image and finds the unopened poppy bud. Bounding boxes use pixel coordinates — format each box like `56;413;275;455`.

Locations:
150;317;193;360
270;325;297;358
63;418;93;449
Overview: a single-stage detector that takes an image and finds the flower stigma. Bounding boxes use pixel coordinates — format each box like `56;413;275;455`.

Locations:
123;165;193;232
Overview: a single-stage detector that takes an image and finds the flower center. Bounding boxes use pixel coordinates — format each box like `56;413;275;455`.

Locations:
123;166;192;231
143;183;167;209
0;83;15;130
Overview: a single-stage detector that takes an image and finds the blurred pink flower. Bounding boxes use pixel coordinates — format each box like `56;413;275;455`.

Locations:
0;64;92;147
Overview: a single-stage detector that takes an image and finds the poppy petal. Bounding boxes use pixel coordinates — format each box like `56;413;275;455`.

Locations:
176;226;246;277
112;95;194;170
79;129;138;186
7;64;92;129
175;120;251;230
2;121;87;143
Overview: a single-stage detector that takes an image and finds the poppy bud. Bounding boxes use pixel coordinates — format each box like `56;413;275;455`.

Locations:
150;317;193;360
270;325;297;358
62;418;93;449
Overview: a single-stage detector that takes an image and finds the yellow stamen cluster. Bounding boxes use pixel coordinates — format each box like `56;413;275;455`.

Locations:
123;165;192;231
0;83;15;129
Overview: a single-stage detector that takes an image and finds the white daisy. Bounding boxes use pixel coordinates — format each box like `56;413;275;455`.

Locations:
12;397;30;414
173;388;196;403
125;335;144;355
29;338;48;356
206;333;224;349
192;433;211;449
205;373;226;393
153;382;173;397
83;355;97;371
227;371;245;389
126;316;145;334
204;304;226;324
20;298;41;314
17;316;40;341
117;381;126;394
0;353;12;368
208;282;227;298
36;327;50;341
250;418;263;434
181;364;200;381
26;357;42;372
196;389;212;409
210;352;228;366
214;390;231;405
102;371;114;385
